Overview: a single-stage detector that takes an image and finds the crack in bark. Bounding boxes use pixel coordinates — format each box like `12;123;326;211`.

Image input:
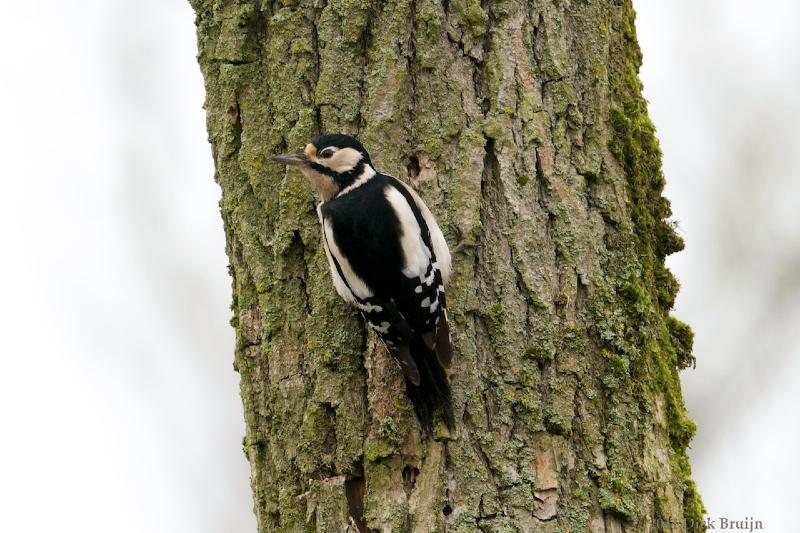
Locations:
462;402;502;504
404;0;419;147
310;0;326;134
353;0;379;133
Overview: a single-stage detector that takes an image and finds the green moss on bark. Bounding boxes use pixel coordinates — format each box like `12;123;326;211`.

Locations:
606;4;705;530
191;0;703;530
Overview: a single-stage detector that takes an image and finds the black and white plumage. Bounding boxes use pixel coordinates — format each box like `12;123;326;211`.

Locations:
273;134;454;431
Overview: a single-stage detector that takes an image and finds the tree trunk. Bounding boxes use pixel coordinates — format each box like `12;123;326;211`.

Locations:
190;0;703;531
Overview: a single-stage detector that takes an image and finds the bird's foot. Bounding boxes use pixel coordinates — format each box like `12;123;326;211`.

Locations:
452;240;477;254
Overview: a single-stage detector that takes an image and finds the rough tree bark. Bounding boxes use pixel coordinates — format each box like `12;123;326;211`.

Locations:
190;0;703;531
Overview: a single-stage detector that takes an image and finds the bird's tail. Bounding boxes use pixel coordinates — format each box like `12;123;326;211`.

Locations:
404;333;454;433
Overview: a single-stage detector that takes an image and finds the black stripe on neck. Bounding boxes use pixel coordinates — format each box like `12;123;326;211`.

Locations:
310;160;367;189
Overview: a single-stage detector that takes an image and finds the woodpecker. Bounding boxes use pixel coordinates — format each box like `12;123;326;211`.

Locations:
273;134;454;431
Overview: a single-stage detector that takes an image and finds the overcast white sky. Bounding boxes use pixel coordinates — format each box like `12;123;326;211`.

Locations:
638;2;800;531
0;1;796;532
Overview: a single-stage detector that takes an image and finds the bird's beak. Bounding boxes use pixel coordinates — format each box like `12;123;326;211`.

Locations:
272;152;309;166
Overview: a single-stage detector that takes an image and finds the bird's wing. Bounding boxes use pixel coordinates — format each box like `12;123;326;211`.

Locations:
320;205;422;384
391;179;451;283
383;179;454;368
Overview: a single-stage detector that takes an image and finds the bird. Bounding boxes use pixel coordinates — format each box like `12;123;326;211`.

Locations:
273;133;455;432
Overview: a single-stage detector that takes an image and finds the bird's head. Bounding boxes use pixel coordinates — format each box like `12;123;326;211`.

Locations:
272;133;374;201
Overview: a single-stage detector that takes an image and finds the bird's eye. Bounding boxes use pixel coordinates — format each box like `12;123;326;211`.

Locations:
319;148;336;159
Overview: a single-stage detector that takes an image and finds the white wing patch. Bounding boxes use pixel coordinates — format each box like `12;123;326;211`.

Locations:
394;181;451;283
370;321;391;334
421;264;436;285
357;301;383;313
384;186;432;279
318;205;374;302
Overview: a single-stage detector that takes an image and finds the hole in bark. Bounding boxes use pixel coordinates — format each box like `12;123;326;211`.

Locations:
226;104;239;124
402;465;419;495
576;275;589;314
442;504;453;516
407;154;421;183
344;477;373;533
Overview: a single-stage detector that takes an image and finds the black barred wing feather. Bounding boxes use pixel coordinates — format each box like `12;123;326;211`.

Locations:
357;297;421;385
395;255;453;368
384;178;454;370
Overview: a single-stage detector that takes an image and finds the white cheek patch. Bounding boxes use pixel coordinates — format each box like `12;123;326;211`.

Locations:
322;217;374;301
384;186;431;279
327;147;363;173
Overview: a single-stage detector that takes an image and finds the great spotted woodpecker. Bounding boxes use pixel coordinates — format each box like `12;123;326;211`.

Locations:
273;134;454;431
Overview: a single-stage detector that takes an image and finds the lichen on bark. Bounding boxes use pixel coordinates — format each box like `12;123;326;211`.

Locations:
190;0;704;531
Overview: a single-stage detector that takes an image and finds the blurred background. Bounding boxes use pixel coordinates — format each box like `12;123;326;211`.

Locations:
0;1;796;531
